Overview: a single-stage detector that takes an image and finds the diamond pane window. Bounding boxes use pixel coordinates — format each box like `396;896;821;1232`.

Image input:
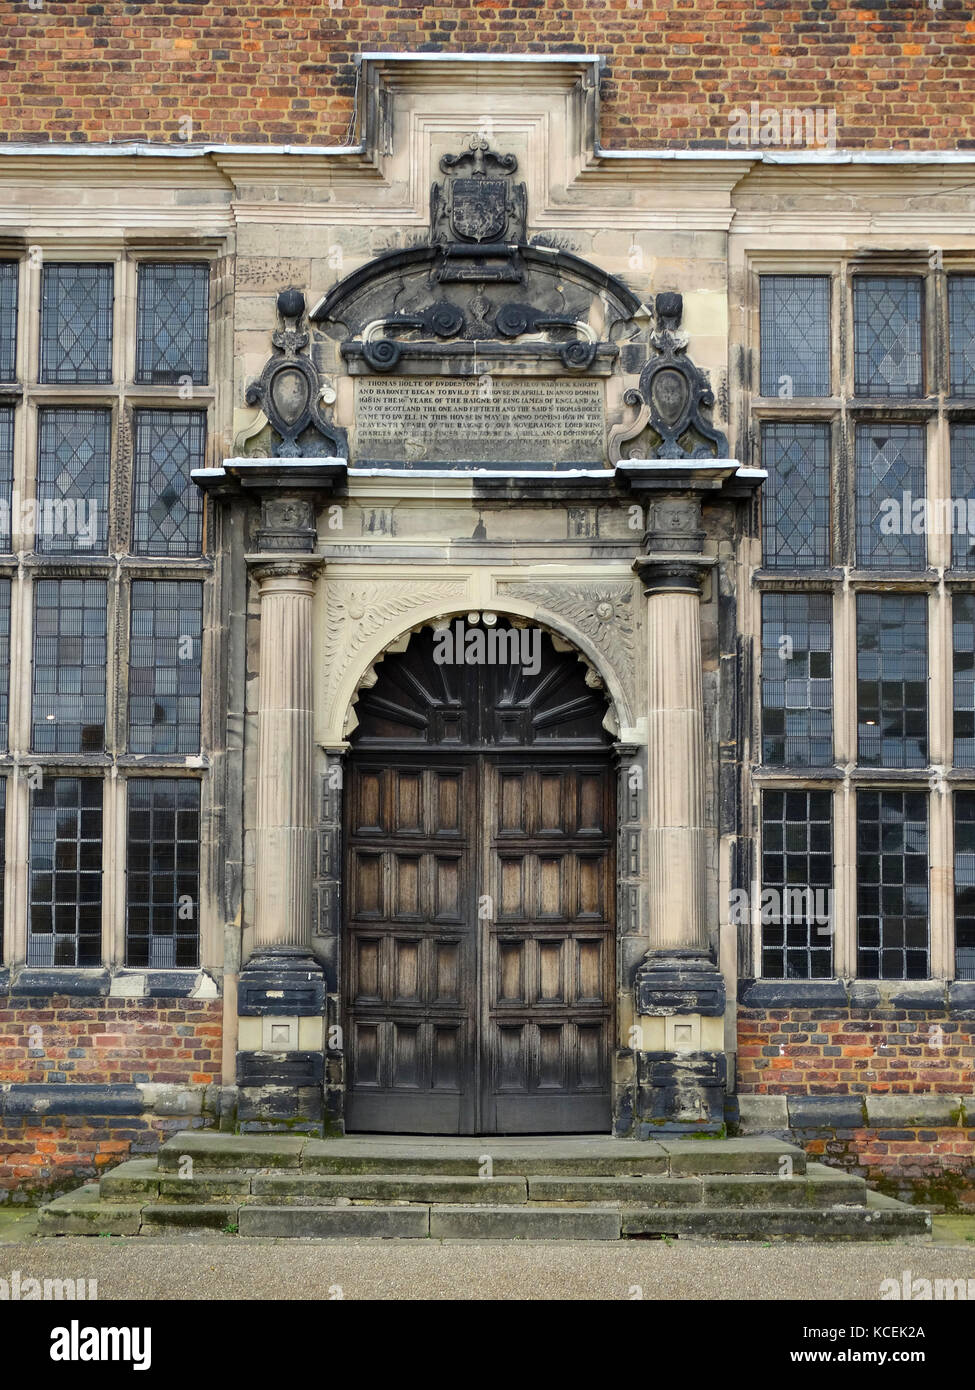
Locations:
950;424;975;569
761;790;833;979
27;778;103;968
761;421;830;568
949;275;975;398
853;276;923;398
32;579;107;753
0;261;17;381
855;423;926;568
132;409;205;557
761;592;833;766
952;593;975;768
954;793;975;981
128;580;202;755
135;263;209;386
856;790;928;980
760;275;831;397
126;777;200;968
39;263;113;385
36;407;110;555
856;593;928;768
0;406;13;552
0;579;10;751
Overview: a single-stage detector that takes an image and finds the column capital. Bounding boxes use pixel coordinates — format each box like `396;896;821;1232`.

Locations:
250;557;322;589
633;554;713;596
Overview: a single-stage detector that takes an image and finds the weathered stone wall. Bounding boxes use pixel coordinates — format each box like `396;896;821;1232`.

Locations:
2;3;972;149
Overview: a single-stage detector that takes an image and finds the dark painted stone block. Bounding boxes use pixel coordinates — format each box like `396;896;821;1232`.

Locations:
10;968;111;997
1;1084;144;1117
237;950;326;1016
635;1050;726;1131
236;1051;325;1088
948;982;975;1017
848;980;881;1009
143;971;208;999
738;978;848;1008
887;982;947;1011
634;951;725;1016
788;1095;865;1130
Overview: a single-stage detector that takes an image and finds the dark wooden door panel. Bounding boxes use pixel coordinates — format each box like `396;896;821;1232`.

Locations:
481;760;614;1134
345;761;477;1134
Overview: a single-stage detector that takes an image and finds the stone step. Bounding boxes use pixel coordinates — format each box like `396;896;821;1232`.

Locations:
151;1131;807;1178
249;1173;529;1205
37;1181;930;1241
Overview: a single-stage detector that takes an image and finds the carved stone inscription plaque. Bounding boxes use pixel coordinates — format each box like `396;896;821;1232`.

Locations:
354;376;606;467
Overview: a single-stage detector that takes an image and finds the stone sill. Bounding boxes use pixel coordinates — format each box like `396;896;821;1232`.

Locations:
738;977;975;1015
0;966;220;1001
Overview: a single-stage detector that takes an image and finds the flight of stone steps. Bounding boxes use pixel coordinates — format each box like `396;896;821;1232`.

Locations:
38;1132;931;1241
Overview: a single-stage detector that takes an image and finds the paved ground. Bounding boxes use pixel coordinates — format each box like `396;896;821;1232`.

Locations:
0;1208;972;1300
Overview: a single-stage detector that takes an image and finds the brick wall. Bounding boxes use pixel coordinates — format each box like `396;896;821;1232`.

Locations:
737;1004;975;1206
0;995;222;1086
1;2;972;150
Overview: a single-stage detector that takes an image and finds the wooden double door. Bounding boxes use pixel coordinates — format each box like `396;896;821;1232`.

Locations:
344;752;615;1133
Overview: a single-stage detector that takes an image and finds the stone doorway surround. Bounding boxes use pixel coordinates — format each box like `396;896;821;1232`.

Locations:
195;456;761;1135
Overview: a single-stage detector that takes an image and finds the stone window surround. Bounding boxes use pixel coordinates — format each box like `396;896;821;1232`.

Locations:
0;238;224;974
743;248;975;982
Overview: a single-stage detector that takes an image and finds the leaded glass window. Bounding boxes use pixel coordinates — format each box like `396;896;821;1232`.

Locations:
855;422;926;568
32;579;107;753
950;424;975;569
0;579;10;751
0;406;13;552
759;275;830;397
853;275;923;397
132;410;205;557
0;261;17;381
856;593;928;768
27;778;102;968
36;407;110;555
949;274;975;398
761;421;830;568
761;593;833;765
954;793;975;981
128;580;202;754
856;790;928;979
952;593;975;768
135;263;209;386
126;777;200;968
761;790;833;979
39;263;113;385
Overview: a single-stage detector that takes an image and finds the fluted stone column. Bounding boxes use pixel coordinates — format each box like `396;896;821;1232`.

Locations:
643;562;709;957
631;498;726;1136
253;561;316;953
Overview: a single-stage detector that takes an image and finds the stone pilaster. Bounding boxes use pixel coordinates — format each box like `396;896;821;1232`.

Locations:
631;499;726;1136
252;561;316;953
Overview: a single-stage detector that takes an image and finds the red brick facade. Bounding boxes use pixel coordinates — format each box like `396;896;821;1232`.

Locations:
737;1008;975;1096
1;1;972;150
738;1006;975;1207
0;996;222;1087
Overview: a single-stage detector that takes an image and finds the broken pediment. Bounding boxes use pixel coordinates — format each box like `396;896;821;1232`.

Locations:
309;136;641;378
